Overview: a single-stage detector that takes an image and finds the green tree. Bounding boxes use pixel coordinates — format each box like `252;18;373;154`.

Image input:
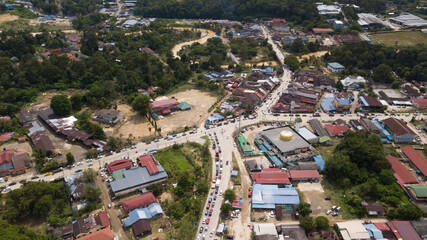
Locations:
223;189;237;202
299;215;316;232
70;93;84;111
379;169;395;185
66;152;75;165
372;64;394;83
85;185;101;202
315;216;329;231
132;94;151;116
284;55;300;71
220;203;233;218
397;203;423;220
82;168;97;182
50;95;72;117
296;202;311;217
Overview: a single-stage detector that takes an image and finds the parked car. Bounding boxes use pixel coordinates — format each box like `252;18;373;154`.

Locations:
326;210;332;215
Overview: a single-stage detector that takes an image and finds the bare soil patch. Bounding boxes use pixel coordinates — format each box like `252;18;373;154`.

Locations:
0;14;18;24
110;104;152;140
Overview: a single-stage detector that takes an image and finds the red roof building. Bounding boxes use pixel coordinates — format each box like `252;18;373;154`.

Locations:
401;146;427;177
132;219;152;237
387;221;422;240
312;28;334;34
94;211;110;228
137;154;159;175
77;228;114;240
0;149;14;165
251;170;290;185
106;159;132;174
122;192;157;213
0;134;11;142
412;98;427;109
386;155;418;184
151;99;179;111
289;170;320;181
325;124;349;137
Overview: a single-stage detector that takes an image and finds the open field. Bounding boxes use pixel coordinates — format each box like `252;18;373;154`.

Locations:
371;31;427;46
0;14;19;24
155;147;191;171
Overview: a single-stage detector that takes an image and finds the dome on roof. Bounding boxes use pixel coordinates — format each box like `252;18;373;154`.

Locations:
280;130;293;141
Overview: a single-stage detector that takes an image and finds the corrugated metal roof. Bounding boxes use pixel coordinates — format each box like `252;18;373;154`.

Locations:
387;155;418;184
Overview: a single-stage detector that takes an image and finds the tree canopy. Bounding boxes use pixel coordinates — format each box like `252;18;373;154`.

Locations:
50;95;72;117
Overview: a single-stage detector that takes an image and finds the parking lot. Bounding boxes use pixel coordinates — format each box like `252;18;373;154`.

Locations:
296;182;336;220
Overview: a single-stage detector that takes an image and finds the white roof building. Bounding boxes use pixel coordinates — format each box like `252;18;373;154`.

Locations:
340;76;366;89
336;221;370;240
317;4;342;15
254;223;278;237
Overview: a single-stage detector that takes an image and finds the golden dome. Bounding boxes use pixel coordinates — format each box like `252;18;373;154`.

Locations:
280;130;293;141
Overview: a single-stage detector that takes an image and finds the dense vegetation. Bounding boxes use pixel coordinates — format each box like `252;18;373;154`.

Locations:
324;42;427;82
29;0;101;15
135;0;318;22
0;220;48;240
181;38;228;71
324;132;423;219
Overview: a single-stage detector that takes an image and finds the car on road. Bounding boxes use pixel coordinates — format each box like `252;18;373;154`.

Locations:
220;190;223;196
211;202;215;208
325;196;331;200
31;175;39;180
210;230;214;237
332;212;339;216
205;210;209;216
3;186;11;192
0;178;3;183
75;169;82;173
206;204;210;210
214;195;217;201
206;218;210;225
208;198;212;203
107;204;111;208
4;177;8;182
205;226;208;232
219;174;221;179
19;180;26;184
199;227;203;233
208;209;213;216
44;172;52;176
9;182;16;186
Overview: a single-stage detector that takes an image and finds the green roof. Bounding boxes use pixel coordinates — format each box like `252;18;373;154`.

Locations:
112;169;125;180
179;101;191;110
411;185;427;198
152;112;158;119
319;136;331;143
238;136;252;152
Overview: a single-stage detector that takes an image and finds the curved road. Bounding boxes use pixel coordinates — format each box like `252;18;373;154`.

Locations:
171;27;216;58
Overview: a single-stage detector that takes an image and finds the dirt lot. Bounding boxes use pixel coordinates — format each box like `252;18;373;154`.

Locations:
2;141;32;153
297;182;339;222
297;51;328;61
0;14;19;24
109;104;152;140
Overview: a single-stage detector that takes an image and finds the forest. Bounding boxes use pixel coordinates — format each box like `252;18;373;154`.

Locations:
324;42;427;83
324;132;423;219
29;0;102;15
135;0;318;22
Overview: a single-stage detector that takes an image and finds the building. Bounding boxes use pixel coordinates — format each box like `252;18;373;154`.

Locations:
252;184;300;209
325;124;349;137
401;146;427;179
93;109;121;124
297;127;319;144
382;118;415;143
357;13;385;28
412;98;427;109
123;203;164;227
340;76;366;89
289;170;320;182
327;62;345;73
151;99;179;115
254;223;278;239
408;185;427;202
360;96;383;109
19;110;55;153
132;219;152;237
122;192;157;213
277;225;308;240
110;156;167;196
106;159;132;174
359;118;380;134
361;201;385;216
373;222;396;240
390;13;427;27
317;4;342;15
77;228;114;240
411;220;427;239
0;150;30;176
386;155;418;185
251;169;290;185
336;221;370;240
260;126;312;157
335;34;361;43
308;119;329;137
363;223;387;240
387;221;422;240
52;224;73;240
139;47;156;56
312;28;334;34
333;97;352;112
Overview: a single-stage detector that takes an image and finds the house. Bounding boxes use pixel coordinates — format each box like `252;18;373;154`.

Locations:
132;219;152;237
0;150;30;176
341;76;366;89
106;159;132;174
400;146;427;179
360;96;383;109
77;228;114;240
289;170;320;182
254;223;279;239
297;127;319;144
93;109;121;124
386;155;418;185
139;47;156;56
122;192;157;213
312;28;335;34
411;220;427;239
412;98;427;109
359;118;380;134
252;184;300;209
361;201;385;216
123;203;164;227
325;124;349;137
52;224;73;240
333;97;352;111
387;221;422;240
408;185;427;202
317;4;342;15
308;119;329;137
382;118;415;143
251;169;290;185
336;221;370;240
335;35;361;43
327;62;345;73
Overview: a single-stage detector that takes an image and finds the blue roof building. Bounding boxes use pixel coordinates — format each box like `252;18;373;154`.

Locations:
252;184;300;209
123;203;163;228
321;97;337;112
206;113;225;124
313;155;325;171
327;62;345;73
363;223;385;240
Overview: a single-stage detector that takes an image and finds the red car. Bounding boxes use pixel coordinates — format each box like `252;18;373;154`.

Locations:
206;203;210;210
206;218;210;225
209;209;213;216
218;174;222;179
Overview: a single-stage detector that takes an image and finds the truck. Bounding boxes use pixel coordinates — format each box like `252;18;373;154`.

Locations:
211;183;216;189
216;179;221;189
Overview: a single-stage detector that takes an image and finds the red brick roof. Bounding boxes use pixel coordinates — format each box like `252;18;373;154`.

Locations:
412;98;427;107
122;192;157;213
0;149;14;164
374;222;390;231
106;159;132;174
0;134;11;142
386;155;418;184
325;124;349;137
401;146;427;176
289;170;320;179
151;99;178;109
383;118;415;136
94;211;110;228
138;155;159;175
77;228;114;240
261;168;281;172
251;171;290;184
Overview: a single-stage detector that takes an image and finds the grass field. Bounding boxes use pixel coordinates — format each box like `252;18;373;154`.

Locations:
371;31;427;46
155;146;191;172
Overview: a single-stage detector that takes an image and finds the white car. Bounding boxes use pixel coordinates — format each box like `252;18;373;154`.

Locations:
0;177;3;183
220;190;223;196
210;230;214;237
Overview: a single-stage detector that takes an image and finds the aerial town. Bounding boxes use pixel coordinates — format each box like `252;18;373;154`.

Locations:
0;0;426;240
